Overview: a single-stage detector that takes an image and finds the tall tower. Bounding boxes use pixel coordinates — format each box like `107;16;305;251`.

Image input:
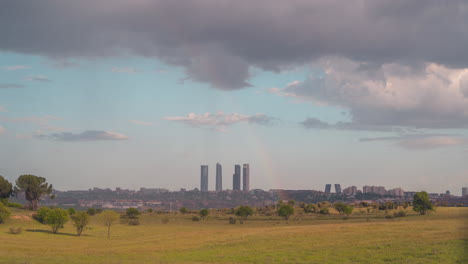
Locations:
200;165;208;192
243;164;250;192
216;163;222;192
462;187;467;196
335;184;342;194
233;165;241;191
325;184;331;193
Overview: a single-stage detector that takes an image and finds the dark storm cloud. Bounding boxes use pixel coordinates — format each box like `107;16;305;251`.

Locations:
1;0;468;89
35;130;129;141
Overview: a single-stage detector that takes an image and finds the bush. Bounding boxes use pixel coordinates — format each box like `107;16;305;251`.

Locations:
87;208;97;216
161;217;169;224
0;203;12;224
199;209;209;219
33;207;52;223
7;202;23;208
393;211;407;218
319;208;329;215
192;216;200;221
44;208;69;233
9;227;22;234
228;217;236;224
68;208;77;215
126;208;141;219
128;219;140;226
147;208;153;213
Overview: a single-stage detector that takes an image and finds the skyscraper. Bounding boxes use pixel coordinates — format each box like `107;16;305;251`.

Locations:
243;164;250;191
335;184;342;194
200;165;208;192
216;163;222;192
325;184;331;193
233;165;241;191
463;187;467;196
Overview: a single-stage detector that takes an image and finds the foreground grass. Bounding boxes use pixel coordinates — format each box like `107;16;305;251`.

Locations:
0;207;467;264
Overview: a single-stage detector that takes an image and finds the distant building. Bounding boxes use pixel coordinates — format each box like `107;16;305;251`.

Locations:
233;165;241;191
335;184;342;194
325;184;332;193
139;188;169;195
462;187;467;196
216;163;222;192
445;190;451;196
200;165;208;192
243;164;250;192
388;188;404;197
363;185;387;195
343;186;357;196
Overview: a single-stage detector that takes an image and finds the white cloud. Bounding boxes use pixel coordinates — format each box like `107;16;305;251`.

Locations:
25;75;51;82
1;65;30;70
111;67;140;73
129;120;154;126
278;58;468;129
163;112;276;132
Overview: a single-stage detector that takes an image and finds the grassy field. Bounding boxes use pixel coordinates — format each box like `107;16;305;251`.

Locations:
0;207;467;264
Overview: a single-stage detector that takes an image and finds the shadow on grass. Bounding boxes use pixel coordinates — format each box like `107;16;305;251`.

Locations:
25;229;83;237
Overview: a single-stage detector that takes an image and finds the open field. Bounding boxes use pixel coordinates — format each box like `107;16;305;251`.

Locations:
0;207;467;264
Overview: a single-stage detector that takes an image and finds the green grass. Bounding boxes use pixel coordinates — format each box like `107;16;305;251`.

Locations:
0;207;467;263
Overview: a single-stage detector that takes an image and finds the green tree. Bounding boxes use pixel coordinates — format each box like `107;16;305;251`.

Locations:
68;208;77;215
333;202;347;215
71;211;89;236
413;191;434;215
343;205;354;216
34;207;52;223
101;210;119;239
14;175;52;210
86;208;97;216
199;209;209;219
126;208;141;219
179;207;188;214
278;204;294;220
0;175;13;201
304;203;317;213
235;206;254;220
44;208;69;233
0;202;11;224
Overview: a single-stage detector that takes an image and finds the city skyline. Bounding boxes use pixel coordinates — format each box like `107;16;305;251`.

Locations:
1;1;468;196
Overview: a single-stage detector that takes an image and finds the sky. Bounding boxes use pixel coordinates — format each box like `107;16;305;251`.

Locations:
1;0;468;195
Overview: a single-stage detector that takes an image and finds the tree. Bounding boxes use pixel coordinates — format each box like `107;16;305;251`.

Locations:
102;210;119;239
0;175;13;201
199;209;209;219
333;202;347;215
413;191;434;215
304;203;317;213
44;208;69;233
278;204;294;220
179;207;188;214
14;175;52;210
126;208;141;219
33;207;52;223
86;208;97;216
235;206;253;220
343;205;354;216
0;202;11;224
71;211;89;236
68;208;77;215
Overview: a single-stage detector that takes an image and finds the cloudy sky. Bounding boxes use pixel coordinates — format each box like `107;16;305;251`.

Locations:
1;0;467;194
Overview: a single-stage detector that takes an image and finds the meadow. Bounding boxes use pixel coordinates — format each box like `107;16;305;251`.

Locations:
0;207;467;264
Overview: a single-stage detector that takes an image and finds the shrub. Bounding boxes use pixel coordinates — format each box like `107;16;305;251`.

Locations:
319;208;329;215
126;208;141;219
228;217;236;224
87;208;97;216
393;211;407;218
44;208;69;233
192;216;200;221
235;206;253;220
0;203;12;224
9;227;22;234
278;204;294;220
161;217;169;224
95;209;103;214
179;207;188;214
199;209;209;219
33;207;51;223
68;208;76;215
128;219;140;226
147;208;153;213
7;202;23;208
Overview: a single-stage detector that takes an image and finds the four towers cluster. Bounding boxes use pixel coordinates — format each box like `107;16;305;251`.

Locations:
200;163;250;192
